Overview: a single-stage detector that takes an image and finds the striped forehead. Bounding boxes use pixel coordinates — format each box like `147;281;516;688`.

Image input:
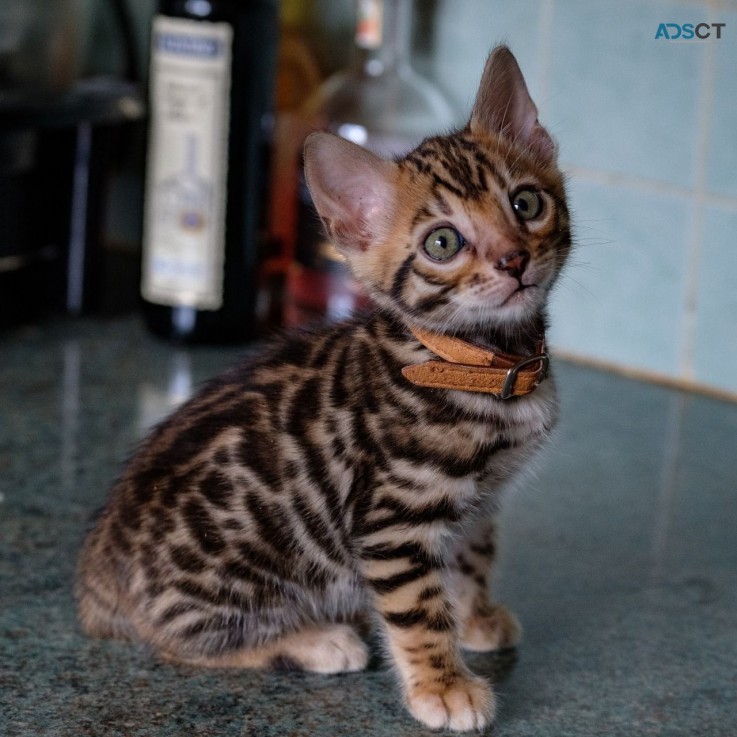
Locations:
401;134;515;207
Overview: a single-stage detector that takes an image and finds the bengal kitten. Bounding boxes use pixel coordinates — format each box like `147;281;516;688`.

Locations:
77;46;570;731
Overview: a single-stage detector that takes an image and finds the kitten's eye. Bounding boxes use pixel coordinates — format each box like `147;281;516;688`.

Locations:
511;188;543;221
423;227;464;261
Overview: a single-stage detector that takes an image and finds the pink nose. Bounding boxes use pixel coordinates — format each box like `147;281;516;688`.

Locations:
495;249;530;280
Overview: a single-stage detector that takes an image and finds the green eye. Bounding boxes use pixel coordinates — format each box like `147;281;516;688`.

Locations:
511;188;543;220
423;227;464;261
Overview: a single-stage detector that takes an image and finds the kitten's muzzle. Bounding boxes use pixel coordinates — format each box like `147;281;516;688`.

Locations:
501;282;538;307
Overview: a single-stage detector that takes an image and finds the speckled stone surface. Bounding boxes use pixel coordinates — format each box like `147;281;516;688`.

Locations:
1;316;736;737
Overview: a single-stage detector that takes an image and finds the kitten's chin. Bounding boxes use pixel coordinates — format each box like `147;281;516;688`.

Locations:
405;304;543;341
473;286;547;330
370;285;546;337
470;307;540;333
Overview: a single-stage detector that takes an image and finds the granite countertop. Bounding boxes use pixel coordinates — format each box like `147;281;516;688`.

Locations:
1;315;736;737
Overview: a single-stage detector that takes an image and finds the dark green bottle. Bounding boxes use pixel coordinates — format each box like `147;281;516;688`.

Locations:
141;0;278;343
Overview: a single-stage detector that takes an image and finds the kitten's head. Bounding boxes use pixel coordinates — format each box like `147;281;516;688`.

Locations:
304;46;570;338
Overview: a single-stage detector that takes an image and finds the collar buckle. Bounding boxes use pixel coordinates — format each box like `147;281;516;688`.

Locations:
500;352;549;400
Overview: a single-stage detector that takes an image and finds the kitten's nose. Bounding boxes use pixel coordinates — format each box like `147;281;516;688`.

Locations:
495;249;530;280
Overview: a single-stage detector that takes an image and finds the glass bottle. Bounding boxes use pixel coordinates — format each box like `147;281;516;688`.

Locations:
284;0;459;327
140;0;278;343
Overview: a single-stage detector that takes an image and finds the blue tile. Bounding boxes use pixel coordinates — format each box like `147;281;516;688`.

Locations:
691;206;737;393
706;8;737;198
548;178;690;376
424;0;547;117
547;0;705;188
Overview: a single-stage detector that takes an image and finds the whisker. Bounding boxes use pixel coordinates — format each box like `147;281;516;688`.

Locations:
553;271;598;300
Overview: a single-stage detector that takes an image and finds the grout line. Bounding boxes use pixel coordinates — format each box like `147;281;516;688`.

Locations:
681;204;706;379
535;0;555;110
642;0;737;8
562;165;737;211
680;7;719;380
702;0;735;8
553;348;737;404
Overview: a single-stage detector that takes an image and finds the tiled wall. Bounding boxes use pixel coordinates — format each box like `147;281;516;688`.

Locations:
419;0;737;396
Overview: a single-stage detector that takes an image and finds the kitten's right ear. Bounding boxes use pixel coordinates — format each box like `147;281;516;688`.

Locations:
470;45;556;163
303;132;398;252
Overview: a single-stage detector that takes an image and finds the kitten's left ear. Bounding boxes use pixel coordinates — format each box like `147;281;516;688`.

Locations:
470;45;556;163
304;132;398;252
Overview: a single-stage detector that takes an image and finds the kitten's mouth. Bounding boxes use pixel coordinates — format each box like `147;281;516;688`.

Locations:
501;283;538;306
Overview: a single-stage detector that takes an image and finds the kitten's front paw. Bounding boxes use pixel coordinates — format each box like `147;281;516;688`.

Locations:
286;624;369;674
406;675;495;731
461;604;521;652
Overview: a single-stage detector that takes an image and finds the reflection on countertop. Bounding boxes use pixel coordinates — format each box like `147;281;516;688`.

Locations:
1;315;736;737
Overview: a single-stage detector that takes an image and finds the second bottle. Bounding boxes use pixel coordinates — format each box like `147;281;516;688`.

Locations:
284;0;459;327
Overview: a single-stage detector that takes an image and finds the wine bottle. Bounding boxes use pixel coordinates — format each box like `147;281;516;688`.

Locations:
284;0;458;326
141;0;278;343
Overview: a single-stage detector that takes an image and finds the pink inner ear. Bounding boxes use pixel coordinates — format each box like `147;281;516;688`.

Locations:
303;132;398;251
470;46;556;164
329;215;372;252
529;124;557;162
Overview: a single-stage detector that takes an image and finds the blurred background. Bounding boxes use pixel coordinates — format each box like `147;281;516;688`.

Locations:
1;0;736;397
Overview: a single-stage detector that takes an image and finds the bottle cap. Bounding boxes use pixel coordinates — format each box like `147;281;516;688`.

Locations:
355;0;383;50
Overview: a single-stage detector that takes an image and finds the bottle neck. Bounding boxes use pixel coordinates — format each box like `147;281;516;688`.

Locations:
354;0;412;76
281;0;312;29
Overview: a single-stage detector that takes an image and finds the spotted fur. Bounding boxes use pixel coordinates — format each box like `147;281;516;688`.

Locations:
76;46;570;731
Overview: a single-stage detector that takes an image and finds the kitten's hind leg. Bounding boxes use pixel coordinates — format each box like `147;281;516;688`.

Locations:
165;623;370;674
452;518;521;653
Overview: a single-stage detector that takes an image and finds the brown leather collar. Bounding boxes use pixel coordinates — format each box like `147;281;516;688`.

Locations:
401;325;549;399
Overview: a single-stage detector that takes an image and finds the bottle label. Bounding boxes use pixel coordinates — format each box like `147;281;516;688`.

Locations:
355;0;383;50
141;15;232;311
